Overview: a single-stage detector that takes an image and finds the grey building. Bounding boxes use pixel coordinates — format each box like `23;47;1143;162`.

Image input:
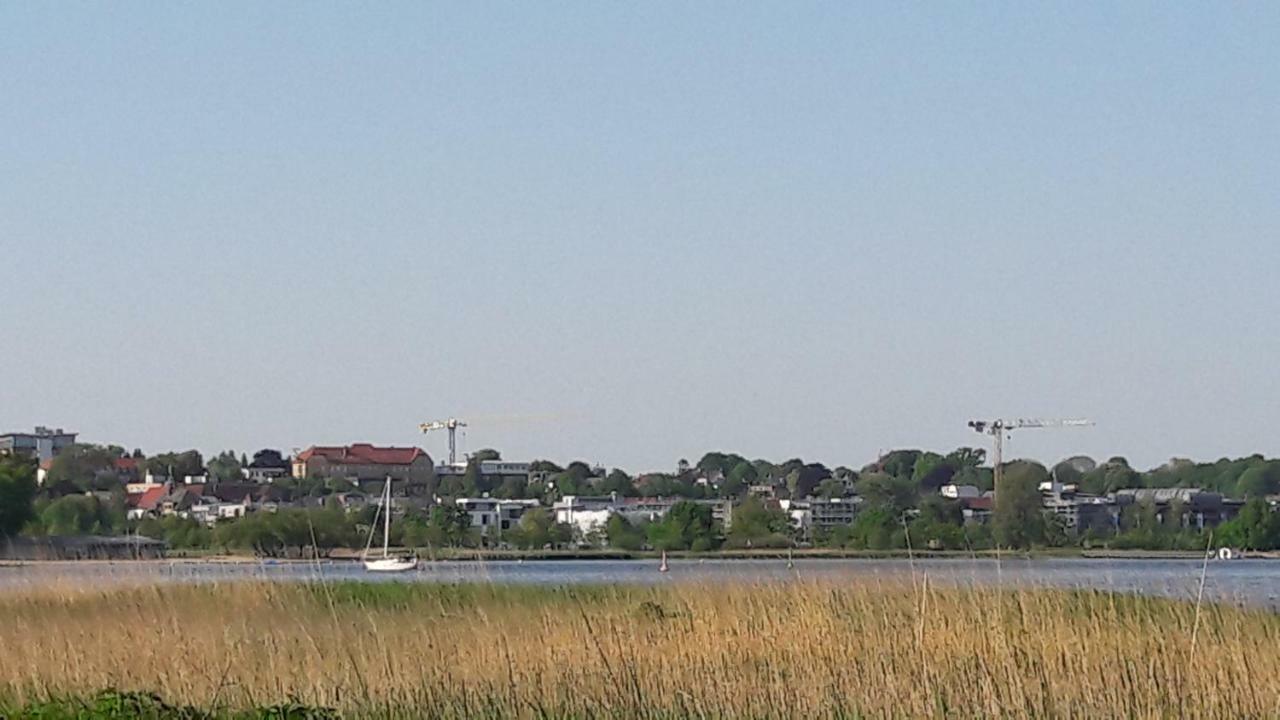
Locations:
0;426;77;462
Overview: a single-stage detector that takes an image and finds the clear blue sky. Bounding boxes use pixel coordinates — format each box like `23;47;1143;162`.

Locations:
2;2;1277;473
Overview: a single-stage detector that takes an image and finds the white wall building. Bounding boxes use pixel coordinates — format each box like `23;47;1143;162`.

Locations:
456;497;541;537
188;501;249;526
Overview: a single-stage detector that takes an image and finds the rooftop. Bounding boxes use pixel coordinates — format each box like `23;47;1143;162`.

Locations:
296;444;429;466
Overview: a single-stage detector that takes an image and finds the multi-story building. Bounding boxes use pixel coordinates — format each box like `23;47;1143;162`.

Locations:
617;496;733;529
0;426;77;462
779;497;861;538
456;497;541;539
1039;481;1117;533
1111;487;1241;530
435;460;533;487
293;444;435;496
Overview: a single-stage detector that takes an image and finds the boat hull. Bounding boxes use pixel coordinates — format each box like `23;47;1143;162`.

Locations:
364;557;418;572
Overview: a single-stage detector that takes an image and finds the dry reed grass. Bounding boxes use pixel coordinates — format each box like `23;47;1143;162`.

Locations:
0;576;1277;718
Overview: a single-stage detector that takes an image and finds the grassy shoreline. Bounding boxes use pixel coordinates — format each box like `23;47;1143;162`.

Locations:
3;579;1278;717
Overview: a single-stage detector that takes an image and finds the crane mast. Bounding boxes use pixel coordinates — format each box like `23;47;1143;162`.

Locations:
967;418;1092;498
419;418;468;466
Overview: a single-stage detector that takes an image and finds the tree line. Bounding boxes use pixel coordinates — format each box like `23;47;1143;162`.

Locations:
8;445;1280;554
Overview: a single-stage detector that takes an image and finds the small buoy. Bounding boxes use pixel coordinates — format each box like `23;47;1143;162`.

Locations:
659;550;670;573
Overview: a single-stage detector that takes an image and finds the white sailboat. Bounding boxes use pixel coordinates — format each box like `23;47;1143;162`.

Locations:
364;479;417;573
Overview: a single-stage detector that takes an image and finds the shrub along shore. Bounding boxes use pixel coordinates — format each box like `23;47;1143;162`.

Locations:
2;580;1279;718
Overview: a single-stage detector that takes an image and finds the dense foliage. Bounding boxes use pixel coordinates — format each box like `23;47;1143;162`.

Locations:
18;442;1280;554
0;456;39;537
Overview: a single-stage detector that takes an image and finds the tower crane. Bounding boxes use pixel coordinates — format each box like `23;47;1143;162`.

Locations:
419;418;468;466
967;418;1093;496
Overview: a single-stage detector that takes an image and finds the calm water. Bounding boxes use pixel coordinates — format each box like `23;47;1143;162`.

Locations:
4;557;1280;607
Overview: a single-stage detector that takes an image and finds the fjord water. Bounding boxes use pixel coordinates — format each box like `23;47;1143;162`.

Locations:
4;557;1280;607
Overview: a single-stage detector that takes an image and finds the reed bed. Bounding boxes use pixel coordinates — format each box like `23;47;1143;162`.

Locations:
0;576;1277;718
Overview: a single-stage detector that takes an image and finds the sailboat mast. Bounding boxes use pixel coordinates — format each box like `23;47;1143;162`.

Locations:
382;478;391;558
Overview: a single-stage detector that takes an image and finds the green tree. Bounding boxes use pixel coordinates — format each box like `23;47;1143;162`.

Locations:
815;477;848;499
0;456;38;537
993;461;1049;549
878;450;922;479
422;505;473;547
946;447;986;470
38;495;123;535
854;472;917;515
493;475;529;499
529;460;563;474
726;496;791;548
45;444;124;490
646;502;720;551
837;507;901;550
597;469;638;497
137;515;212;549
786;463;831;499
1235;462;1280;499
1217;499;1280;550
207;450;243;483
470;448;501;463
507;508;571;549
146;450;204;480
720;461;757;498
911;452;956;491
605;514;646;551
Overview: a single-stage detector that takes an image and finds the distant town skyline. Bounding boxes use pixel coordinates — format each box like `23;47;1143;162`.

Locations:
2;3;1277;472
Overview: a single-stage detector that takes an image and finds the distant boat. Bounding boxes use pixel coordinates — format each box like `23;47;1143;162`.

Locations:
659;550;670;573
363;479;417;573
1216;547;1241;561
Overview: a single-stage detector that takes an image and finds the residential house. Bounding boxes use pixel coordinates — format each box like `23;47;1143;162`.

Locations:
189;499;248;526
157;486;208;517
127;484;170;520
959;495;994;524
209;483;290;512
243;450;291;483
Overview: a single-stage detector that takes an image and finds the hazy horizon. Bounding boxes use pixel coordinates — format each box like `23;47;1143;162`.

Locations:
3;3;1277;474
